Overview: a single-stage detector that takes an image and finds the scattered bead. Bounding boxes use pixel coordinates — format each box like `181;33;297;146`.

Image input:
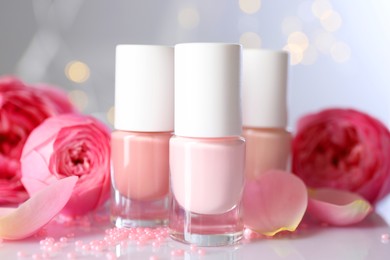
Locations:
149;255;159;260
31;253;41;260
75;240;84;247
190;244;197;251
381;233;390;243
243;228;263;240
67;252;77;259
81;244;90;251
197;248;206;255
171;249;185;256
105;252;117;260
17;251;27;257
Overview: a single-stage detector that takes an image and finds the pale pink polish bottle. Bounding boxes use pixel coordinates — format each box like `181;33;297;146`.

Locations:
169;43;245;246
111;45;173;227
242;49;291;181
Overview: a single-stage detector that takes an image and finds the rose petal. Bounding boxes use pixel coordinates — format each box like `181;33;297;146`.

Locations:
243;170;308;236
0;176;78;240
307;188;373;226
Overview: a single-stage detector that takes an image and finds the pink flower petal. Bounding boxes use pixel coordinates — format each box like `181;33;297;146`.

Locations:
0;176;78;240
307;188;373;226
243;170;308;236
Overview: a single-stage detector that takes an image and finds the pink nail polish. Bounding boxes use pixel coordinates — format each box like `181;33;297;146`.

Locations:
111;45;173;227
241;49;291;228
169;43;245;246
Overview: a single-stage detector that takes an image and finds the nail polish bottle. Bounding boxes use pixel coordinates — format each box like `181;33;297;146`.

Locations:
169;43;245;246
111;45;173;227
242;49;291;180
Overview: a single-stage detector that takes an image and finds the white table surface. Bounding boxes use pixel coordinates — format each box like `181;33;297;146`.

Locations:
1;204;390;260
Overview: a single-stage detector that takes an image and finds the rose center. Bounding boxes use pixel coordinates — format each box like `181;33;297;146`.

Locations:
328;126;360;169
67;144;91;176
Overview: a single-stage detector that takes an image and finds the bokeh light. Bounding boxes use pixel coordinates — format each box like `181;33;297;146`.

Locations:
331;41;351;63
65;60;90;83
178;7;199;29
282;16;303;36
239;0;261;14
283;44;304;65
68;90;88;111
320;10;342;32
311;0;332;18
240;32;262;48
107;106;115;126
288;31;309;51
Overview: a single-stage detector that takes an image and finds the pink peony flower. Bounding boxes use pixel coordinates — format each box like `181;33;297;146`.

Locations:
20;114;111;217
292;108;390;203
0;76;75;205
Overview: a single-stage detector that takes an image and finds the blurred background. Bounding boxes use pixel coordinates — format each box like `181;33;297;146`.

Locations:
0;0;390;219
0;0;389;129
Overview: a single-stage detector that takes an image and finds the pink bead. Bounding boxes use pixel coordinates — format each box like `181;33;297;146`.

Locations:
105;252;117;260
156;236;165;242
381;233;390;243
197;248;206;255
136;240;146;246
45;246;53;253
243;228;262;240
75;240;84;247
152;241;160;248
136;227;144;234
81;244;90;251
171;249;185;256
45;237;55;243
54;242;62;250
149;255;159;260
32;253;41;259
17;251;27;257
94;244;104;251
67;252;77;259
60;237;68;243
190;244;197;251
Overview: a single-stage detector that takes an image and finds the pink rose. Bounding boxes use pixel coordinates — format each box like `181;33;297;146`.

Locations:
0;76;74;205
20;114;111;217
292;108;390;203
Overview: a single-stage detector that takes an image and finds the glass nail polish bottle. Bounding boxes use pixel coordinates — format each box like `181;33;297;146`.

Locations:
169;43;245;246
111;45;173;227
242;49;291;181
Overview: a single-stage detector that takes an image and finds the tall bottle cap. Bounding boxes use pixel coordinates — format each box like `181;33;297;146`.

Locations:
175;43;242;138
114;45;174;132
242;49;288;128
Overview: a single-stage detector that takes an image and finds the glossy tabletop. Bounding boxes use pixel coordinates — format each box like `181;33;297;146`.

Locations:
1;202;390;260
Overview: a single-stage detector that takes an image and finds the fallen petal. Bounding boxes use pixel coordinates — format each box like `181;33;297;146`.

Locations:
243;170;308;236
307;188;373;226
0;176;78;240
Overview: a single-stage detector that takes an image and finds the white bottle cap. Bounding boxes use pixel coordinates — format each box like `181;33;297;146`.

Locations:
242;49;288;128
175;43;242;138
114;45;174;132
